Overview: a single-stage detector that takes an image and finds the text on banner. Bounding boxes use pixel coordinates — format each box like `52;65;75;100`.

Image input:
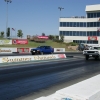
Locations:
17;48;29;53
12;39;28;44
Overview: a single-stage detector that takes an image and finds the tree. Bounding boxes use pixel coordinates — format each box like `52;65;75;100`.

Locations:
48;35;54;40
17;30;23;38
60;35;64;42
55;35;59;40
7;27;10;37
42;33;45;36
0;31;4;38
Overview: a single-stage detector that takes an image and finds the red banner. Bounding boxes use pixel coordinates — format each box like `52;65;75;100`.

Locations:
88;36;97;41
12;39;28;44
17;48;29;53
37;36;48;39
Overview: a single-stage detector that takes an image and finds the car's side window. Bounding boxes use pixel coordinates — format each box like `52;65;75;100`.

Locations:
45;46;50;49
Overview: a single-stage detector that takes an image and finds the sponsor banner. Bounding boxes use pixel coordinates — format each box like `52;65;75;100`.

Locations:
0;54;66;63
0;40;12;45
54;48;65;52
12;39;28;44
88;36;97;40
17;48;30;53
0;48;17;54
37;36;49;39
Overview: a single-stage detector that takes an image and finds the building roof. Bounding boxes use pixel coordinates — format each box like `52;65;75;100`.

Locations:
85;4;100;12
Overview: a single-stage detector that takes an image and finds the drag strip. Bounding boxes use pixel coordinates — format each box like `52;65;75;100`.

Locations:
0;58;100;100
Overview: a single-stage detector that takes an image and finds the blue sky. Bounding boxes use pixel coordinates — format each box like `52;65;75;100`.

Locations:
0;0;100;37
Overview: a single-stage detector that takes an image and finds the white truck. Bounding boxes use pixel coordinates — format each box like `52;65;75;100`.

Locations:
83;46;100;60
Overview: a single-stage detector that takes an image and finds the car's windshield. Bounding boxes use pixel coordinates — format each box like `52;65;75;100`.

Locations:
37;46;44;48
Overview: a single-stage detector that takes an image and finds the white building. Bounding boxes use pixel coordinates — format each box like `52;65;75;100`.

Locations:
59;4;100;45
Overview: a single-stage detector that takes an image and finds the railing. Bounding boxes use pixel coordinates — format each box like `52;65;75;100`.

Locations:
60;16;86;18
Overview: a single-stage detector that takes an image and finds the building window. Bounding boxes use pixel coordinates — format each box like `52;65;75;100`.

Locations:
97;12;100;17
59;31;86;36
69;22;73;27
59;31;62;35
66;22;69;27
63;22;66;27
83;22;86;27
70;31;72;36
60;22;86;27
87;12;100;18
60;22;62;27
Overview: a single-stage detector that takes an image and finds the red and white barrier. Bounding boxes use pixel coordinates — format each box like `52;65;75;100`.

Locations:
54;48;65;52
0;48;17;54
0;54;66;63
0;48;65;54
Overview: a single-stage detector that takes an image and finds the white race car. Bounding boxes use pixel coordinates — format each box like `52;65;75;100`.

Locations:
83;46;100;60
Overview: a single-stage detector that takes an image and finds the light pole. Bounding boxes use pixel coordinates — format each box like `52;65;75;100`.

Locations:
58;7;64;39
58;7;64;18
4;0;12;38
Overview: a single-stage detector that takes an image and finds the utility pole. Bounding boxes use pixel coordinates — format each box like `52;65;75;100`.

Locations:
58;7;64;39
4;0;12;38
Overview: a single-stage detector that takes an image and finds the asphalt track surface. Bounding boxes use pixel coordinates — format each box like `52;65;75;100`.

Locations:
0;57;100;100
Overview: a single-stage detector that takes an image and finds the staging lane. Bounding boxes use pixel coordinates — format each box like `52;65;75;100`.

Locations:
0;58;100;100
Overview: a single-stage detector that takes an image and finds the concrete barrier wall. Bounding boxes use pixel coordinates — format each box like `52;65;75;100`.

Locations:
35;74;100;100
0;48;17;54
0;54;66;63
0;48;65;54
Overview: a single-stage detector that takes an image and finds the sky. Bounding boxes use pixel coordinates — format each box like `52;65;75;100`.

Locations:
0;0;100;38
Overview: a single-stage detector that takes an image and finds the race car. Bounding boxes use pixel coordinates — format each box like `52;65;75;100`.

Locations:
30;46;54;55
83;46;100;60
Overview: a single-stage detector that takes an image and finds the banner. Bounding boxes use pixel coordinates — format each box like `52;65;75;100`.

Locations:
12;39;28;44
88;36;97;40
0;54;66;63
54;48;65;52
0;40;12;45
37;36;49;39
17;48;30;53
0;48;17;54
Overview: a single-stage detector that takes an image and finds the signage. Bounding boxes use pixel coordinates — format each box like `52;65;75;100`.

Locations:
17;48;30;53
88;36;97;40
12;39;28;44
54;48;65;52
0;40;12;45
34;55;56;60
97;27;100;31
37;36;49;39
1;57;32;63
0;48;17;54
98;18;100;21
58;54;66;58
0;54;66;63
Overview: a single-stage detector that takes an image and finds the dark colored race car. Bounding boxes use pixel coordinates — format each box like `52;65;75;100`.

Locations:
30;46;54;55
